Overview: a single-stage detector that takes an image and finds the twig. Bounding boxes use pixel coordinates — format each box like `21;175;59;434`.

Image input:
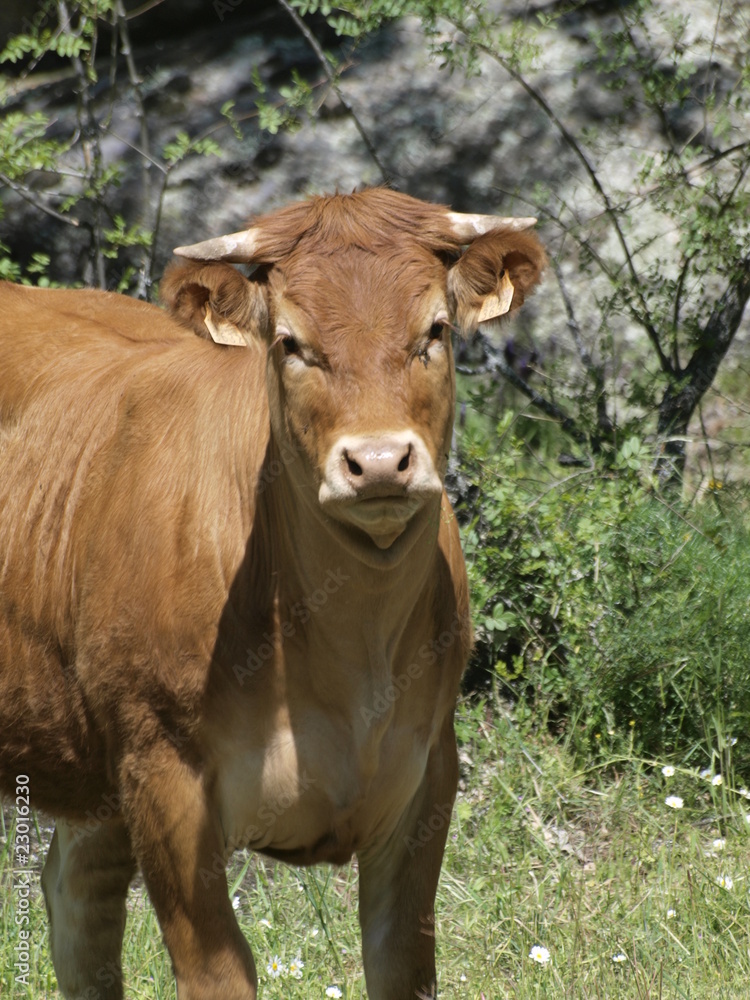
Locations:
458;330;590;449
114;0;152;298
275;0;390;184
550;257;613;442
455;19;673;375
57;0;106;287
125;0;170;18
0;171;80;227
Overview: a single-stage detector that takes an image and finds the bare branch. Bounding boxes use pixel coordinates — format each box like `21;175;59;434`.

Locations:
275;0;390;184
657;255;750;482
57;0;106;287
0;172;80;228
114;0;153;298
459;23;673;374
550;258;613;440
458;330;590;450
125;0;170;19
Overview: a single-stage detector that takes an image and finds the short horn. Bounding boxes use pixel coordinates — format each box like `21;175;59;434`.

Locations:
173;228;262;262
446;212;537;241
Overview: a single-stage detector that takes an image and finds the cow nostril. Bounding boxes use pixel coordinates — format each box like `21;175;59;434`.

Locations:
397;448;411;473
345;452;363;477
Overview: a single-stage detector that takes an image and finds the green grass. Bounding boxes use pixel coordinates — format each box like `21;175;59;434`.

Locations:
4;699;750;998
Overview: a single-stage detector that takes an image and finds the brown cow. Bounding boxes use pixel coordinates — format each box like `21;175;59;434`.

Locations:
0;188;545;999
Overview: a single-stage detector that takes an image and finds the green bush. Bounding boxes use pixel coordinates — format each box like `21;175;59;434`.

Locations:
459;422;750;770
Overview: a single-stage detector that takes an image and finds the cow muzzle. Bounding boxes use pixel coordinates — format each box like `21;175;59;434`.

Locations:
318;431;443;548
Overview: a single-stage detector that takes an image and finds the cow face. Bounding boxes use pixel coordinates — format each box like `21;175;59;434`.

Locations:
263;243;456;550
164;190;546;551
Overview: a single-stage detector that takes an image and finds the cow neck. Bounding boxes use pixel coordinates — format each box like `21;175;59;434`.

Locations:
255;435;441;633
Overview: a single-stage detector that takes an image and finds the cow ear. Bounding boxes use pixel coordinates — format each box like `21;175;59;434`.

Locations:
448;230;547;335
160;260;268;347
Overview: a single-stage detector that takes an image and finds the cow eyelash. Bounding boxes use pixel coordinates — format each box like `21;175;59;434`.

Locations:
415;321;448;366
273;332;302;356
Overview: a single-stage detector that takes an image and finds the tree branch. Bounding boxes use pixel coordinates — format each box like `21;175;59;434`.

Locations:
0;171;80;228
275;0;390;184
550;257;613;441
452;17;673;374
458;330;590;450
657;255;750;481
57;0;106;287
114;0;152;298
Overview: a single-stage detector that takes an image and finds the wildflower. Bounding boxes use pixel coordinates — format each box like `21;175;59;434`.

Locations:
745;813;750;824
460;974;468;982
739;787;750;799
232;895;241;911
259;919;272;929
667;908;677;919
712;838;726;851
266;957;286;978
665;795;684;810
661;765;675;777
612;953;627;964
288;957;304;980
529;945;551;965
325;988;343;998
700;768;712;779
716;875;734;890
712;774;723;787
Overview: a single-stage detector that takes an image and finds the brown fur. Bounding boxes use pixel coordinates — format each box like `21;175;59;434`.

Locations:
0;189;544;1000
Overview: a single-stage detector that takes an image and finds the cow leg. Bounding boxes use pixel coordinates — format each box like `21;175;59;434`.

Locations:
41;815;136;1000
358;719;459;1000
121;748;257;1000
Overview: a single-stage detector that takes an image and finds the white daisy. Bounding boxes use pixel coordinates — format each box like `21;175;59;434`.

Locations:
529;945;551;964
266;956;286;978
665;795;684;810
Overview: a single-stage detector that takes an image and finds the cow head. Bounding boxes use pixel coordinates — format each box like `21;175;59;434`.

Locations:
162;189;545;553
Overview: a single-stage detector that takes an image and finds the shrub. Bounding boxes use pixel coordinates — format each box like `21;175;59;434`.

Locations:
459;422;750;770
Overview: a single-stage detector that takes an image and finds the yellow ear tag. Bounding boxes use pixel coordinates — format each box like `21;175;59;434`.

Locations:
203;303;248;347
476;271;515;324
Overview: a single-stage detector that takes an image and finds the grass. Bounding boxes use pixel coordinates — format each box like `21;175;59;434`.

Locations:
4;698;750;999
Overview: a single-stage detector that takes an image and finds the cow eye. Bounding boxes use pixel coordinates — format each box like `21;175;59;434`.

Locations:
428;322;445;342
279;333;301;356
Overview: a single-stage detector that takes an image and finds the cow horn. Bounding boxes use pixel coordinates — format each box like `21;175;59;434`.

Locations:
173;228;262;262
446;212;537;241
